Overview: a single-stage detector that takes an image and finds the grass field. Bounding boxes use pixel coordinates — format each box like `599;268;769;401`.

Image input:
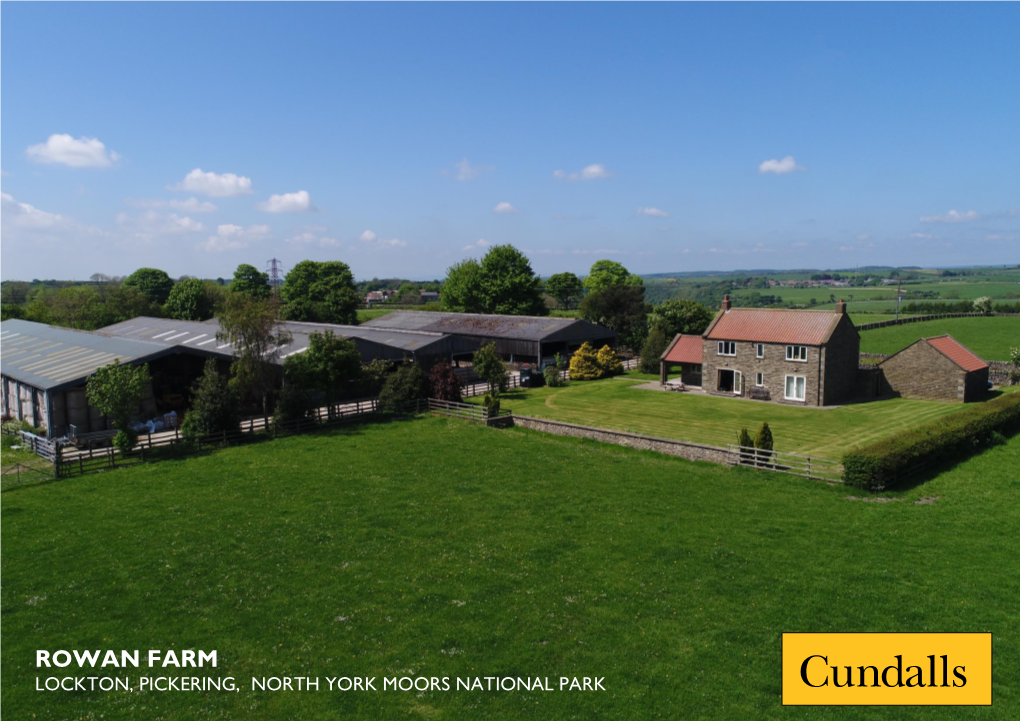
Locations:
356;307;399;322
859;316;1020;361
2;417;1017;719
476;374;967;458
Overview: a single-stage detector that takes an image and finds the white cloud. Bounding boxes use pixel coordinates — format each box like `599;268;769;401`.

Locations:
26;134;120;168
1;192;106;246
909;233;935;240
758;156;805;175
126;197;218;213
637;207;669;218
360;229;407;249
285;231;339;247
463;238;492;251
2;192;64;228
257;190;313;213
919;209;979;223
443;158;492;181
115;211;205;242
856;234;871;242
171;168;253;197
201;223;271;252
553;163;613;181
492;201;519;214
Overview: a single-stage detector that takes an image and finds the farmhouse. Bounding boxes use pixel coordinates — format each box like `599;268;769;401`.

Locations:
362;311;617;364
877;335;989;403
699;297;860;406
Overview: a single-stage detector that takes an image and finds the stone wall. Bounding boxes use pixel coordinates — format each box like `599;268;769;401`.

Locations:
511;415;734;465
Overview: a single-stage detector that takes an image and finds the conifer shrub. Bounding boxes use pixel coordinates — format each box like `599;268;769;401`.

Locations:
737;427;753;448
639;324;671;374
568;342;603;381
596;345;624;377
842;392;1020;491
181;360;241;441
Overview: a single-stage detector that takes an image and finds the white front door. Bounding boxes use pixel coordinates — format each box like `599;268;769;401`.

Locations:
734;371;742;395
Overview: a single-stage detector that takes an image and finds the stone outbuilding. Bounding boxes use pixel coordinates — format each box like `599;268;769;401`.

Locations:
659;334;704;386
877;334;989;403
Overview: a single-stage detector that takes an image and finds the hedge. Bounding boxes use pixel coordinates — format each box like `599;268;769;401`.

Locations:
842;391;1020;491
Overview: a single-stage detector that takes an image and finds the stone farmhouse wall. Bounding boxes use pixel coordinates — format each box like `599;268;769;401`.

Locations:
512;416;733;464
702;340;824;406
820;316;861;405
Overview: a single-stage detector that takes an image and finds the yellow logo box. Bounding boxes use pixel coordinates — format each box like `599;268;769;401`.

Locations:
782;633;991;706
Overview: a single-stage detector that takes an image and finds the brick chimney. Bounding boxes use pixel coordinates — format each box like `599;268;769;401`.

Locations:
721;295;731;311
836;298;846;315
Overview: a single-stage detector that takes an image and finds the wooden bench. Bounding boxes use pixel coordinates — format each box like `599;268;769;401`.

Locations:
748;387;771;401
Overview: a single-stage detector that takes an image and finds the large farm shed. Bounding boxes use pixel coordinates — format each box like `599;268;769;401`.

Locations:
1;318;223;438
97;317;474;367
877;334;989;403
2;316;476;439
362;311;617;363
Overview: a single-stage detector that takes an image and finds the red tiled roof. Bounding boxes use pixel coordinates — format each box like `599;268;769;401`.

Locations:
704;308;843;346
925;335;988;372
662;334;704;364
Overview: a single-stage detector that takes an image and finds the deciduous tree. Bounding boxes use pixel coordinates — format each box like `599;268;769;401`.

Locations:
123;267;175;305
231;264;271;299
86;360;152;452
281;260;359;324
217;294;292;420
545;272;584;309
473;342;508;395
164;278;214;321
648;299;714;337
579;284;650;351
582;260;643;294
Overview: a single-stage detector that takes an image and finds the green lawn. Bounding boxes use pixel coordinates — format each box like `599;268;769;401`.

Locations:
859;316;1020;361
356;307;398;322
479;376;966;458
2;417;1017;719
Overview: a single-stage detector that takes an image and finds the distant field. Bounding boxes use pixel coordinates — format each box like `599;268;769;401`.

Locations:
474;374;968;458
859;316;1020;360
356;307;399;322
3;416;1019;719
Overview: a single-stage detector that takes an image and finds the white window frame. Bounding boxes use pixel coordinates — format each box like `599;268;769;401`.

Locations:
717;341;736;356
786;345;808;362
784;374;807;402
756;343;764;358
755;372;764;387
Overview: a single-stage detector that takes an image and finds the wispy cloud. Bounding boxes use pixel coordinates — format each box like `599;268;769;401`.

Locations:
636;207;669;218
126;197;218;213
116;211;205;243
492;202;519;214
919;209;979;223
463;238;491;251
171;168;253;197
201;223;271;252
758;156;805;175
285;231;338;247
442;158;493;181
258;190;313;213
26;134;121;168
553;163;613;181
360;229;406;249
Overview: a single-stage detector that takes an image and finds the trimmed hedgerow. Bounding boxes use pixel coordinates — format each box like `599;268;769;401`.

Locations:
842;392;1020;491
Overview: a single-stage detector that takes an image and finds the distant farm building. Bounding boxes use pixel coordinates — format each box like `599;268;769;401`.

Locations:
362;311;617;364
877;335;989;403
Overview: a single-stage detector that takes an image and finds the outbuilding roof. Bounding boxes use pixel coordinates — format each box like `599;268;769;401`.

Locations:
923;335;988;372
661;334;704;364
98;317;460;359
703;307;845;346
363;311;615;343
0;319;173;391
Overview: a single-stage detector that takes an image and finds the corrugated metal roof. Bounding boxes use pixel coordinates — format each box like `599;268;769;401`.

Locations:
925;335;988;372
0;319;173;391
704;308;843;346
97;317;455;358
363;311;614;343
661;334;704;364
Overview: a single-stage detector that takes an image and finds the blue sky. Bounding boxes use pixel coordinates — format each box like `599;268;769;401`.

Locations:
2;3;1018;282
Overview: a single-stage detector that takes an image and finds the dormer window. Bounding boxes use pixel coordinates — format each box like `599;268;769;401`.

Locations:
717;341;736;356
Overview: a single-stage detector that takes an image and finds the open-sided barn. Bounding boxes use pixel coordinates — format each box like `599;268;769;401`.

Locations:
362;311;617;363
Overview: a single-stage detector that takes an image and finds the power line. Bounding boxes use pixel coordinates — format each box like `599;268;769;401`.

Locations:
267;258;285;291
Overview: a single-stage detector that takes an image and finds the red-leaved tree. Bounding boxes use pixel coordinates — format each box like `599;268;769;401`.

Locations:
428;361;463;402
